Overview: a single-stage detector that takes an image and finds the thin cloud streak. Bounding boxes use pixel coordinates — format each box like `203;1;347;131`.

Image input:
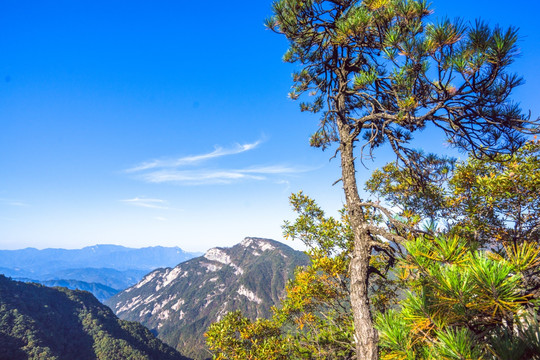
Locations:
137;165;313;185
239;165;304;174
140;170;265;185
125;140;261;173
276;179;291;193
120;197;169;209
125;139;317;186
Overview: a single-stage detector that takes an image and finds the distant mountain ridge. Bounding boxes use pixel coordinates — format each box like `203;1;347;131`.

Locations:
14;278;120;303
3;268;149;292
0;275;189;360
107;237;310;359
0;244;201;272
0;244;201;302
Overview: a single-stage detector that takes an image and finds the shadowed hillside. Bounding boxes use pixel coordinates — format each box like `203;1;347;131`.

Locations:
0;275;190;360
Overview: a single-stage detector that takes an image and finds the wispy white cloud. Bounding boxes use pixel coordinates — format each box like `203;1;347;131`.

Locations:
154;216;167;221
120;197;169;209
239;165;303;174
138;165;310;185
125;140;262;173
124;139;316;186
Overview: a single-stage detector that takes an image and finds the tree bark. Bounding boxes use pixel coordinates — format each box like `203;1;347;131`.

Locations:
338;123;378;360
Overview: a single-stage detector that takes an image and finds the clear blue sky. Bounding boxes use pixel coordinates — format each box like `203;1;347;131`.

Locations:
1;0;538;252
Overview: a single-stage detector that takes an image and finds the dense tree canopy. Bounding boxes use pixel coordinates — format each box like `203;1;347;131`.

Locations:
266;0;537;158
208;0;540;358
366;139;540;247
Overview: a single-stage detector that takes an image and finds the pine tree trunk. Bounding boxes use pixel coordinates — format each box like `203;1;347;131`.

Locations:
338;124;379;360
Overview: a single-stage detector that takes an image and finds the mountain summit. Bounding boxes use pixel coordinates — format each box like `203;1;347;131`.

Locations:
106;237;309;359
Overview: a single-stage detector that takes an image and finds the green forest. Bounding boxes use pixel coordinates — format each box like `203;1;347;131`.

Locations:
205;0;540;359
0;275;188;360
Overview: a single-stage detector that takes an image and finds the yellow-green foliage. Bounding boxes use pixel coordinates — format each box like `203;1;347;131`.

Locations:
208;140;540;359
377;235;540;359
207;193;357;359
205;311;288;360
449;140;540;244
366;141;540;245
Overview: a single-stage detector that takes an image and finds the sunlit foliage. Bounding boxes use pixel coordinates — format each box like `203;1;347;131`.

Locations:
376;235;540;359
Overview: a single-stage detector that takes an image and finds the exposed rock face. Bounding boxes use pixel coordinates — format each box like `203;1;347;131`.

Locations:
106;237;309;360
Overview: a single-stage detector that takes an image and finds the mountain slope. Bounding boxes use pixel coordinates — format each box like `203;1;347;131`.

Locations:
106;237;309;359
0;275;189;360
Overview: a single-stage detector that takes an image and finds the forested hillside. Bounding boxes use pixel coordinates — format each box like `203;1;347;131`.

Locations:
0;275;189;360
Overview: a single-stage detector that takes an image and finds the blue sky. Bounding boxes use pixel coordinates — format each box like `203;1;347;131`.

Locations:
1;0;539;252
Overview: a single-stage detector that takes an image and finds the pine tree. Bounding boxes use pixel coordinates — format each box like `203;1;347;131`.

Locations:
376;234;540;359
267;1;539;357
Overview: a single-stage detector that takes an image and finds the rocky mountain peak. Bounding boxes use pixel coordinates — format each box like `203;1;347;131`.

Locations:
106;237;310;360
239;237;278;252
203;247;232;264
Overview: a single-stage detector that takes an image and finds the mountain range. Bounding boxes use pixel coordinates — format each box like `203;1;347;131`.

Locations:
107;237;310;359
0;275;189;360
0;244;201;273
0;245;201;301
